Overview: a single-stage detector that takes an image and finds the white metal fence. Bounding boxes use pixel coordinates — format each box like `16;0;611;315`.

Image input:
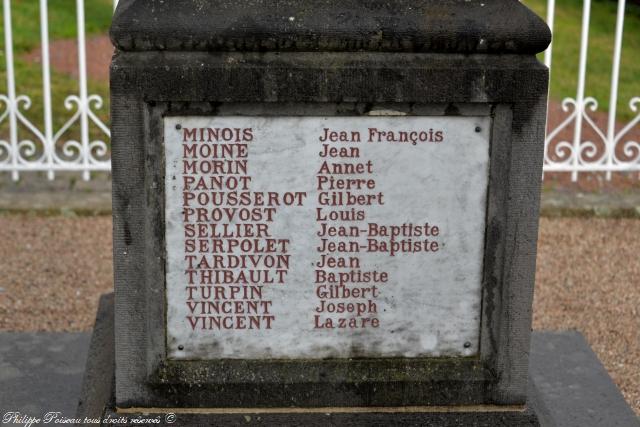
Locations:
0;0;115;181
543;0;640;180
0;0;638;182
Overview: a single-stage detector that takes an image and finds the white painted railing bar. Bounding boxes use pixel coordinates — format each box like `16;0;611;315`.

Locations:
544;0;555;70
572;0;591;182
0;0;638;181
39;0;54;180
77;0;90;182
606;0;626;181
1;0;18;181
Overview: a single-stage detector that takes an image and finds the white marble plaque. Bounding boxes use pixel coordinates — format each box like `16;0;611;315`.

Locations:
164;115;490;360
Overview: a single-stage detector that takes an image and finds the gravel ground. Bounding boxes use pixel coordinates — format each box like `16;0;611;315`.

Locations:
533;217;640;416
0;215;638;414
0;215;113;330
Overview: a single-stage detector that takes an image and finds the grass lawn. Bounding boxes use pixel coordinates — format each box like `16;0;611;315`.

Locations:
0;0;638;148
0;0;112;146
523;0;640;121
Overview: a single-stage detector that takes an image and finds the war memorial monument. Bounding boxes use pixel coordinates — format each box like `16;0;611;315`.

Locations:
74;0;640;425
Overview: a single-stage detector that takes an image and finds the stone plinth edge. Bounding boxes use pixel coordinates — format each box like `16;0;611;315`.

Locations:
78;294;640;426
110;0;551;54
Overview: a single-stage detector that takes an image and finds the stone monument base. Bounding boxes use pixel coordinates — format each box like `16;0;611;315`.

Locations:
77;294;638;427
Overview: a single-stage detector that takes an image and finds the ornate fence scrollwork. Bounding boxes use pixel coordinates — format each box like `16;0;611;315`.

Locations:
0;0;111;181
544;96;640;179
543;0;639;181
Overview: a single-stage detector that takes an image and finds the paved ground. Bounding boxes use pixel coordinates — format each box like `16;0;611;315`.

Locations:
0;332;90;416
0;215;638;416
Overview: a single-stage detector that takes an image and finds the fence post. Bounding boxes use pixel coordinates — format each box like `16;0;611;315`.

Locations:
606;0;626;179
571;0;592;182
76;0;91;181
544;0;555;70
2;0;19;181
39;0;55;180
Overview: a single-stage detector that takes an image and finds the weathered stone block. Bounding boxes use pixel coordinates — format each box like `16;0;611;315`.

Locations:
108;0;551;416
